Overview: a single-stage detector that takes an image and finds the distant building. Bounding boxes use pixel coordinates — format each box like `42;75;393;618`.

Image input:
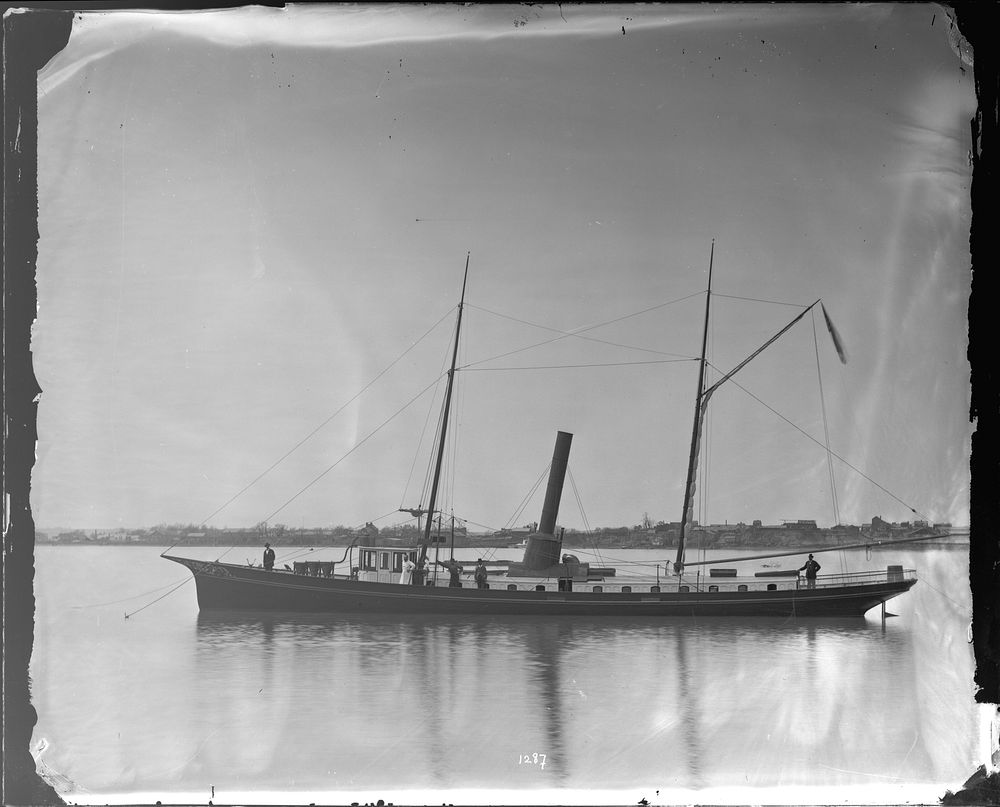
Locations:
869;516;891;534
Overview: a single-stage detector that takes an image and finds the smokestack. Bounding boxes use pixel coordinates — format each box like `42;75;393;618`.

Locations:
538;431;573;535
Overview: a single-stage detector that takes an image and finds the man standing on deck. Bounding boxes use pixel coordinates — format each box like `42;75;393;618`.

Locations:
798;554;821;588
437;558;463;587
474;559;489;589
263;543;275;571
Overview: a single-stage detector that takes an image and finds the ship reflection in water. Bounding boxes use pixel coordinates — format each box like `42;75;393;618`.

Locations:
188;612;940;793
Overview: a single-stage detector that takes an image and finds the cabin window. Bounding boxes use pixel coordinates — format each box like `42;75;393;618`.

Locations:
738;584;748;592
392;554;404;573
767;583;777;591
708;585;719;592
379;552;390;570
592;585;603;593
650;586;661;593
621;585;632;593
680;585;690;592
507;584;517;591
534;585;546;591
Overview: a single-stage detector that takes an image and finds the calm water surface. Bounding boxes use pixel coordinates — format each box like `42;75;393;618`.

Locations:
30;545;979;802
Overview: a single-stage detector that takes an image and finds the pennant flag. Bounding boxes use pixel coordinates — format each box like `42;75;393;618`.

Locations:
821;303;849;364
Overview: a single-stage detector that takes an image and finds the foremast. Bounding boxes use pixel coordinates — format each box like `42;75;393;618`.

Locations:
416;254;470;571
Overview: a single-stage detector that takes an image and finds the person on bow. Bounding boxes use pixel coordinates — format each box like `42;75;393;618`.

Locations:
263;542;275;571
798;554;821;588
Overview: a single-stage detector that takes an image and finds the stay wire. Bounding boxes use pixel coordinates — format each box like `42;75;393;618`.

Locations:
191;306;454;535
567;468;592;534
505;465;551;530
461;358;694;372
257;373;447;527
410;312;459;517
460;516;503;534
256;507;402;567
402;372;446;514
461;291;703;370
444;311;468;531
917;574;969;611
567;468;603;568
466;301;698;360
710;364;931;522
711;293;812;308
812;311;842;528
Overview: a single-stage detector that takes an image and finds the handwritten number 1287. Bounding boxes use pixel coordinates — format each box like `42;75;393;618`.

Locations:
519;753;547;769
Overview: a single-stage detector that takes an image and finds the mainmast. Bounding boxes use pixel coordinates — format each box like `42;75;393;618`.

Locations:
675;242;714;571
417;254;470;570
672;246;829;570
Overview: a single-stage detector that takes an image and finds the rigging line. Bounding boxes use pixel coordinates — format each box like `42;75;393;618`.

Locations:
371;506;414;525
812;312;842;528
421;384;449;515
124;576;193;620
258;374;446;525
916;575;969;611
712;293;812;308
457;516;502;533
710;366;931;521
445;315;468;523
507;470;549;531
418;382;446;512
197;306;455;530
461;358;695;371
461;291;704;370
274;546;323;564
401;372;446;512
466;302;696;359
566;469;592;534
700;310;716;545
506;465;550;530
567;468;603;567
276;536;366;566
72;577;190;609
415;314;460;514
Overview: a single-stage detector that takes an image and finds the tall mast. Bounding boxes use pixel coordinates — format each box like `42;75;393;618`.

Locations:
418;253;470;566
676;241;714;570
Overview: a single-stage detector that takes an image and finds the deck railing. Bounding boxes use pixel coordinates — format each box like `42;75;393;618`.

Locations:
288;565;917;594
804;568;915;588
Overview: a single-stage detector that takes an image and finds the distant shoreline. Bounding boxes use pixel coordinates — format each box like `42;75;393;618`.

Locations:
35;537;969;550
35;520;965;552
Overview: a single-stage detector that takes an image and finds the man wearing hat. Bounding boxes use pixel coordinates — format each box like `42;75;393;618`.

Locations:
474;559;489;589
798;553;821;588
263;542;275;571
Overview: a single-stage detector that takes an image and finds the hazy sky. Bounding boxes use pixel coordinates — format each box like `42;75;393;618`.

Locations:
33;4;974;532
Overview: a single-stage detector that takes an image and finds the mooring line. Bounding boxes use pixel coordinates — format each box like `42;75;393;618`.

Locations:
72;576;191;609
124;577;193;620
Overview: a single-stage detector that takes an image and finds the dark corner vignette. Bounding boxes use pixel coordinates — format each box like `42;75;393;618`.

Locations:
942;3;1000;806
0;3;997;806
954;4;999;709
3;7;72;806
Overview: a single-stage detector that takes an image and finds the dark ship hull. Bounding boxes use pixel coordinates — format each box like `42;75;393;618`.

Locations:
164;555;916;618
